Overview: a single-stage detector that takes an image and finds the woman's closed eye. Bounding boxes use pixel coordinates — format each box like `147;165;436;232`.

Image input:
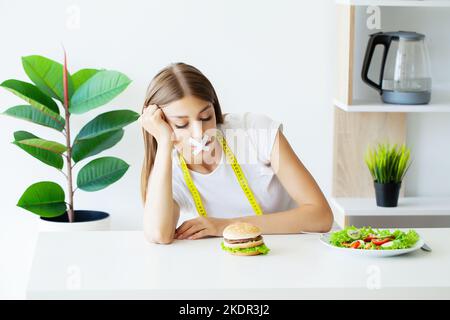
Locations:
174;116;212;129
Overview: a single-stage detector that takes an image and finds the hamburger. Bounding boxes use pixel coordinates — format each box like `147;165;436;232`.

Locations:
221;222;270;256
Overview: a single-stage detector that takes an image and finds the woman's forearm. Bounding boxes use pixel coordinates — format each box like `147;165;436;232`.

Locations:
231;204;334;234
143;141;177;243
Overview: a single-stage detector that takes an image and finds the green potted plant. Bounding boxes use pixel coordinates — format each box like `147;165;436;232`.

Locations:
0;52;139;231
364;143;412;207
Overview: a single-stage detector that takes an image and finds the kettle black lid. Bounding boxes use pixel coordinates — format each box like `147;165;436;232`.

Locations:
370;31;425;40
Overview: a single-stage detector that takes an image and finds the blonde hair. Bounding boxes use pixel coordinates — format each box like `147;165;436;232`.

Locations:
140;63;223;205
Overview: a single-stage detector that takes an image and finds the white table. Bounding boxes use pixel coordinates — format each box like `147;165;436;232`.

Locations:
27;229;450;299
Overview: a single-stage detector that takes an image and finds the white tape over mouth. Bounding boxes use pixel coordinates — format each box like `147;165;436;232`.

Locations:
189;134;210;155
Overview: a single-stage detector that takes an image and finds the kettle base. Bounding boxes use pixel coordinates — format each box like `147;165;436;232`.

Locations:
381;90;431;105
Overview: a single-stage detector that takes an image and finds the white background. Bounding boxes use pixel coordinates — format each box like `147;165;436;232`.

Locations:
0;0;449;298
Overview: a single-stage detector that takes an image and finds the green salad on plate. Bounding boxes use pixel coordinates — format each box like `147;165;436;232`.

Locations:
329;226;420;250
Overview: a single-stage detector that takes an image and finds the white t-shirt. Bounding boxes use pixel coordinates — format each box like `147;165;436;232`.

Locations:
172;112;297;221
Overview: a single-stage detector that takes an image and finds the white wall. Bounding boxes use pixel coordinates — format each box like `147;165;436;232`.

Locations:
0;0;336;298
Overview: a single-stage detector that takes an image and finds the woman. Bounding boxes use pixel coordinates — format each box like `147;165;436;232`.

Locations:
139;62;333;244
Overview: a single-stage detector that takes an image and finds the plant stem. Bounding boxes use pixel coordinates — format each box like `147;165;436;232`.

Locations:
64;108;75;223
63;48;75;223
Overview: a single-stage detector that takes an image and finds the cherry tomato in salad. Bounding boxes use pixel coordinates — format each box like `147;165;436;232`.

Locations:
350;240;364;249
350;242;360;249
372;238;392;246
363;234;377;242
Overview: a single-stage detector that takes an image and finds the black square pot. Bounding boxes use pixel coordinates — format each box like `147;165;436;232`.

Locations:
374;181;401;207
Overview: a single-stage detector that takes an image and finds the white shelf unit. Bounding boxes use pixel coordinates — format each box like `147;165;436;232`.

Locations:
335;83;450;112
331;197;450;228
334;99;450;112
335;4;450;113
332;2;450;228
336;0;450;7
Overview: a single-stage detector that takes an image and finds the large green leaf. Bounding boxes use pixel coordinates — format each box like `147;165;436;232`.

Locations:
72;68;99;91
71;129;124;163
0;81;65;129
13;131;38;141
17;181;66;217
75;109;139;140
77;156;129;192
2;105;65;131
13;131;64;169
22;55;74;102
0;79;60;114
14;137;67;154
69;70;131;114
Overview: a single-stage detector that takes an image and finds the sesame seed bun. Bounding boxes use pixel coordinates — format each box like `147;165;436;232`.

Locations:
223;222;262;240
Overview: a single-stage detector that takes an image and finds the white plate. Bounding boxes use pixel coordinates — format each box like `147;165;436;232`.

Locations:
319;233;425;257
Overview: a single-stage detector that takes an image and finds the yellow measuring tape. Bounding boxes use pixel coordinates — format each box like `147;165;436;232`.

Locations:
178;130;263;217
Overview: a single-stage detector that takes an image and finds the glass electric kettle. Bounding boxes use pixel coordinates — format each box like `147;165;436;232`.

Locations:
361;31;432;105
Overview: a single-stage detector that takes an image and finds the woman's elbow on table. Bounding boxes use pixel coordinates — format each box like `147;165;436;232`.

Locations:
317;206;334;233
298;204;334;234
144;229;175;245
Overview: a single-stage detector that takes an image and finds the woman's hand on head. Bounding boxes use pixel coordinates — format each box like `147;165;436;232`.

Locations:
174;217;230;240
139;104;174;145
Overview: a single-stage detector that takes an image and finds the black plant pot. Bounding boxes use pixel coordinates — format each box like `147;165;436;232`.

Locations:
40;210;110;231
374;181;401;207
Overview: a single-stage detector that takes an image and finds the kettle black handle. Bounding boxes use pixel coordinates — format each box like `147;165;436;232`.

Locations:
361;32;393;94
